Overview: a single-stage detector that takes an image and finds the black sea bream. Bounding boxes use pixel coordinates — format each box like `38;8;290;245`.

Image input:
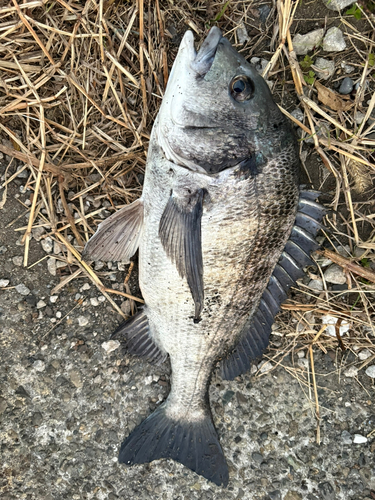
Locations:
84;27;325;486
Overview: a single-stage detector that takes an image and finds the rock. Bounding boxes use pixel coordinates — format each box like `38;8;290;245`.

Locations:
31;412;43;426
291;108;304;122
90;297;100;307
308;279;323;291
341;63;354;74
268;491;281;500
250;57;269;74
69;369;83;388
12;256;23;266
33;360;46;372
344;366;358;378
358;349;371;360
36;300;47;309
53;241;63;254
47;257;56;276
259;361;273;373
321;314;350;337
353;434;367;444
77;316;89;327
252;452;263;463
237;23;249;44
322;0;355;11
41;237;53;253
365;365;375;378
341;430;352;444
121;300;131;316
324;264;346;284
318;482;336;500
0;279;10;287
50;295;58;303
323;27;346;52
293;29;324;55
15;283;30;296
339;77;354;95
314;57;335;79
94;261;105;271
101;340;120;353
80;283;90;291
31;226;45;241
354;111;365;124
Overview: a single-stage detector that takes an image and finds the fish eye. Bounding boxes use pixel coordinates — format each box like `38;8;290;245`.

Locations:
229;75;254;102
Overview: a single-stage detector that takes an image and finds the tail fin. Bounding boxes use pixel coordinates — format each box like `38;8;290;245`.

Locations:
118;404;229;486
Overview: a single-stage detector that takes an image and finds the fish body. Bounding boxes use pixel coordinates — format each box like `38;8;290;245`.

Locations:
84;28;325;486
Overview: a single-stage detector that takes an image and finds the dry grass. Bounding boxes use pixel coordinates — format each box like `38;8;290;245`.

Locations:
0;0;374;436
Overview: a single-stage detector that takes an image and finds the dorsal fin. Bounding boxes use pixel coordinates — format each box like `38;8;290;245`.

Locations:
220;190;326;381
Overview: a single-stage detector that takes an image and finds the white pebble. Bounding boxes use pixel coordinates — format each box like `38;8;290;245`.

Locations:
81;283;91;291
78;316;89;327
12;256;23;266
50;295;58;303
47;257;56;276
298;358;309;369
101;340;120;353
36;300;47;309
41;237;53;253
344;366;358;378
358;349;371;361
15;284;30;296
90;297;100;307
33;360;46;372
323;27;346;52
98;296;106;303
258;361;273;373
297;351;305;358
321;315;350;337
353;434;367;444
0;279;10;287
117;262;127;271
144;375;153;385
56;311;62;319
324;264;346;285
365;365;375;378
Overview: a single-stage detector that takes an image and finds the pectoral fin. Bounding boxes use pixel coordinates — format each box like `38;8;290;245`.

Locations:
159;189;206;321
83;198;144;262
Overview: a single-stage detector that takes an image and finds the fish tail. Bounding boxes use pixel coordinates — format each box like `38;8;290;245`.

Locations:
118;403;229;486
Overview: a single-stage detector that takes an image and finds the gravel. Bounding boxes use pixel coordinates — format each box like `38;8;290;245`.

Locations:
339;77;354;95
314;57;335;80
322;0;355;10
365;365;375;378
292;29;324;55
323;27;347;52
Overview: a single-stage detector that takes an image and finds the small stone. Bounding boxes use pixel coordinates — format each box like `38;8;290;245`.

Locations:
258;361;273;373
15;284;30;296
56;311;62;319
12;256;23;266
0;246;7;254
121;300;131;316
81;283;90;291
117;262;127;271
324;264;346;284
252;452;263;463
321;314;350;337
53;241;63;254
90;297;100;307
41;237;53;253
339;77;354;95
322;0;355;11
354;111;365;124
94;261;105;271
50;295;58;303
297;350;305;358
341;63;354;74
353;434;367;444
36;300;47;309
344;366;358;378
33;360;46;372
293;29;324;55
47;257;56;276
0;279;10;287
308;279;323;291
31;226;45;241
365;365;375;378
31;412;43;426
77;316;89;327
314;57;335;79
341;430;352;444
323;27;346;52
291;108;304;122
358;349;371;360
237;23;249;44
69;369;83;388
101;340;120;353
258;4;271;22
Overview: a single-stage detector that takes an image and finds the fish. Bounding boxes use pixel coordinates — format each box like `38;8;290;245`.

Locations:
84;27;325;486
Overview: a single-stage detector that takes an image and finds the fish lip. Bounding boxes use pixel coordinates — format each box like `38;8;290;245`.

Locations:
190;26;223;76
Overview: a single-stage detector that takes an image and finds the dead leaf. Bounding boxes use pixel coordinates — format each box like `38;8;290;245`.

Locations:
315;81;352;112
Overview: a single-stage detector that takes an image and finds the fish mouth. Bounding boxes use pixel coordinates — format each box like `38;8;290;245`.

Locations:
188;26;223;77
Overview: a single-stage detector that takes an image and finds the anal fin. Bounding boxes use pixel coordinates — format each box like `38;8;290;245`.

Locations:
83;198;144;263
113;310;166;364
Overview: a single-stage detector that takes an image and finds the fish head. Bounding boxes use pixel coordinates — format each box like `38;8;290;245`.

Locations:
156;27;297;175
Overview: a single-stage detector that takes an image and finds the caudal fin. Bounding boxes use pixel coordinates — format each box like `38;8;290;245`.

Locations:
118;404;229;486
